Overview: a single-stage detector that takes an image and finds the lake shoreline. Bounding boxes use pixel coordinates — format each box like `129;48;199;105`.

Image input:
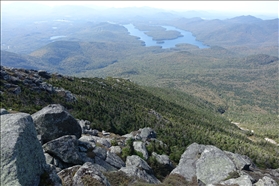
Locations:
123;24;209;49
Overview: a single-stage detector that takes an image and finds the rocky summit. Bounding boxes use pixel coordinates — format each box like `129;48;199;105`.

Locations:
0;104;278;186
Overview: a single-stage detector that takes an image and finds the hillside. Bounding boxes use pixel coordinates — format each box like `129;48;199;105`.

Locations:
1;66;278;169
163;16;279;47
1;17;278;148
2;105;279;186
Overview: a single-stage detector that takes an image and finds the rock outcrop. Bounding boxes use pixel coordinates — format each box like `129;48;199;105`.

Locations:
32;104;82;144
0;113;61;186
196;145;237;185
0;66;76;101
171;143;279;186
1;103;278;186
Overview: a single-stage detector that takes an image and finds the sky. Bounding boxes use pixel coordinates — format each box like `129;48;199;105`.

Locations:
1;1;278;16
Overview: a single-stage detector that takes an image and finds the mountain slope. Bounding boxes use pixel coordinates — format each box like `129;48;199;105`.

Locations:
1;66;278;168
1;50;47;70
166;16;278;47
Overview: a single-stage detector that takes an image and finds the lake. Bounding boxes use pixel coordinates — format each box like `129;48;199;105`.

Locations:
123;24;209;49
50;35;67;40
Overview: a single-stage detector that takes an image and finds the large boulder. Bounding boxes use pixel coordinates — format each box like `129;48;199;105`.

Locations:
196;145;237;185
1;113;52;185
171;143;248;185
72;162;111;186
171;143;205;181
32;104;82;144
42;135;94;166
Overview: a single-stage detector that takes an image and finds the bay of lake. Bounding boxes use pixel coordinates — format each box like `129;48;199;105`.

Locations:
123;24;209;49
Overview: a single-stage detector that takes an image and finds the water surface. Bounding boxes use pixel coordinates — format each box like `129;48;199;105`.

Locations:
123;24;209;49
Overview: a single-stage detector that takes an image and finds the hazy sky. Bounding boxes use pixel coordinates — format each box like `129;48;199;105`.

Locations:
2;1;278;16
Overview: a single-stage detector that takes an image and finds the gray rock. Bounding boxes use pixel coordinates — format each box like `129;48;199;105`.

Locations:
84;129;99;136
91;162;109;173
95;156;118;172
220;175;252;186
42;135;93;165
57;165;81;186
40;82;54;93
119;166;160;184
225;151;252;170
105;151;125;169
110;146;122;154
102;130;110;136
122;133;134;138
92;136;111;148
38;70;51;79
45;153;54;165
268;168;279;178
134;133;142;141
51;157;69;170
43;164;63;186
171;143;205;181
72;162;111;186
78;140;94;151
54;87;77;102
79;135;96;148
196;145;237;185
1;113;47;186
93;146;107;160
140;127;156;140
238;170;256;183
254;176;278;186
77;119;91;134
0;108;9;115
32;104;82;144
13;86;21;95
126;155;152;173
133;141;149;159
152;152;173;167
